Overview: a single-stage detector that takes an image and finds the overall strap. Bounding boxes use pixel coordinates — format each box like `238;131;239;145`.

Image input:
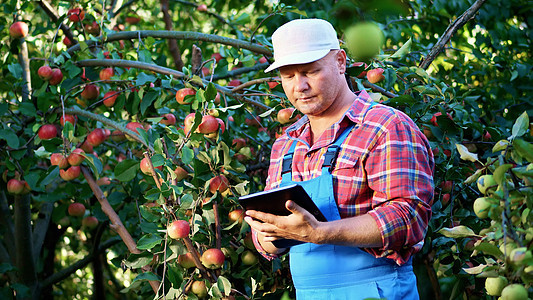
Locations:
281;139;298;182
321;101;376;173
321;123;355;173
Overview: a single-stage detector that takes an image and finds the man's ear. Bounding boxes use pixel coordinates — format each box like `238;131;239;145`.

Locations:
335;50;347;73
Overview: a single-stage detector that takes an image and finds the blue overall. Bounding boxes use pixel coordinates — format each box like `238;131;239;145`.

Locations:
279;120;419;300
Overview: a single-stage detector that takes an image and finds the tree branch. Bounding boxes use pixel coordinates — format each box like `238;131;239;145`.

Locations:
80;166;160;293
0;191;16;260
40;237;121;288
66;30;271;57
75;59;271;110
17;38;32;102
14;194;38;298
160;0;184;70
418;0;486;70
362;81;398;98
36;0;77;45
32;202;54;258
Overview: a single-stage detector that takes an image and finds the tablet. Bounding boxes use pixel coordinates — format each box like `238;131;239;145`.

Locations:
239;184;326;222
239;184;327;248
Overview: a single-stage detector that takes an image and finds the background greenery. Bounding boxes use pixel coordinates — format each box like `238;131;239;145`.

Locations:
0;0;531;299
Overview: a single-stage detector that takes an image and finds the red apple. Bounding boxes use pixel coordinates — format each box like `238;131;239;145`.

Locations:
367;68;385;84
178;252;196;268
87;128;107;147
125;15;141;25
103;91;118;107
197;4;208;11
259;56;268;64
49;68;63;86
85;21;100;35
277;108;296;124
96;176;111;186
50;153;69;169
110;130;126;142
228;209;244;224
212;52;223;63
209;174;229;194
60;114;77;126
191;280;208;298
9;21;29;38
38;65;53;81
125;122;144;141
441;193;451;206
245;117;261;127
232;138;246;151
174;166;188;181
140;157;162;176
38;124;57;140
7;179;25;195
68;202;86;217
80;140;93;153
68;8;85;22
167;220;190;239
60;166;81;181
430;112;453;127
99;68;114;81
63;36;73;47
201;248;225;269
82;216;99;229
81;84;100;100
440;181;453;193
198;115;219;134
175;88;196;105
228;79;241;87
67;148;85;166
159;113;176;126
482;131;491;141
267;81;279;89
351;62;368;79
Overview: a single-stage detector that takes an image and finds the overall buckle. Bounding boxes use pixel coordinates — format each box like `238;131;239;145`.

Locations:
322;145;340;171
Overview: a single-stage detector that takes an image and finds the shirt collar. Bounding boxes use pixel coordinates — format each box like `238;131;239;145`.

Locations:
284;89;374;142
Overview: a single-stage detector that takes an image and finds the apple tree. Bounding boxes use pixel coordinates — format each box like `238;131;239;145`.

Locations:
0;0;532;299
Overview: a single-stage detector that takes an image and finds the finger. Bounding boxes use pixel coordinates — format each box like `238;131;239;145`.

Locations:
285;200;304;214
244;216;279;235
245;209;280;224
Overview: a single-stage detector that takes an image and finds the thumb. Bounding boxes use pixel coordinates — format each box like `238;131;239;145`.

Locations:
285;200;303;214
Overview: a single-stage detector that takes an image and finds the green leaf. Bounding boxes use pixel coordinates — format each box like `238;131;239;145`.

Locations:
114;159;139;182
493;164;513;185
18;102;37;117
438;225;480;238
141;90;159;116
390;38;412;58
462;264;487;275
83;153;103;179
8;63;22;78
0;129;19;148
140;206;160;222
475;242;503;259
513;138;533;163
123;254;153;269
136;72;156;86
181;146;194;165
136;233;162;250
492;139;510;152
455;144;478;162
511;111;529;139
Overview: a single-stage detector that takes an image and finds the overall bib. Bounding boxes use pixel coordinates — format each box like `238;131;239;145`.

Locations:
279;116;419;299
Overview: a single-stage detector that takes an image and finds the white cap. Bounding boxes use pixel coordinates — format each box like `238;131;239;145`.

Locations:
265;19;340;73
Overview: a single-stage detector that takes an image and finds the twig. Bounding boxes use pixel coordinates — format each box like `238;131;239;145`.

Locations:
418;0;486;70
81;166;160;293
362;81;398;98
213;201;221;250
75;59;270;110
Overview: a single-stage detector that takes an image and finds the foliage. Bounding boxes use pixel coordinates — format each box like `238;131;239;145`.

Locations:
0;0;531;299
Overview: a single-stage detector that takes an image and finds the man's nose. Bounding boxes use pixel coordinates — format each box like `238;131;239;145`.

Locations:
293;74;309;92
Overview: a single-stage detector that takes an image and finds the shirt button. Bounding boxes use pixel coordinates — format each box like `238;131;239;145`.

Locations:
306;153;311;157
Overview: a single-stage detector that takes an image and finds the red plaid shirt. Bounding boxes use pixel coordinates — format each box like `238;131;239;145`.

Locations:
263;90;434;265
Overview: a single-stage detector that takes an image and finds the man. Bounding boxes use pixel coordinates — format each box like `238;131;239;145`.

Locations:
244;19;434;299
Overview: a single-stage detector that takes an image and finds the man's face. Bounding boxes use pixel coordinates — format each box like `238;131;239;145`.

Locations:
278;50;346;118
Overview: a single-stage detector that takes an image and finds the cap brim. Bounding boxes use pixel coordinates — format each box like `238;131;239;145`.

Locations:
264;49;331;73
